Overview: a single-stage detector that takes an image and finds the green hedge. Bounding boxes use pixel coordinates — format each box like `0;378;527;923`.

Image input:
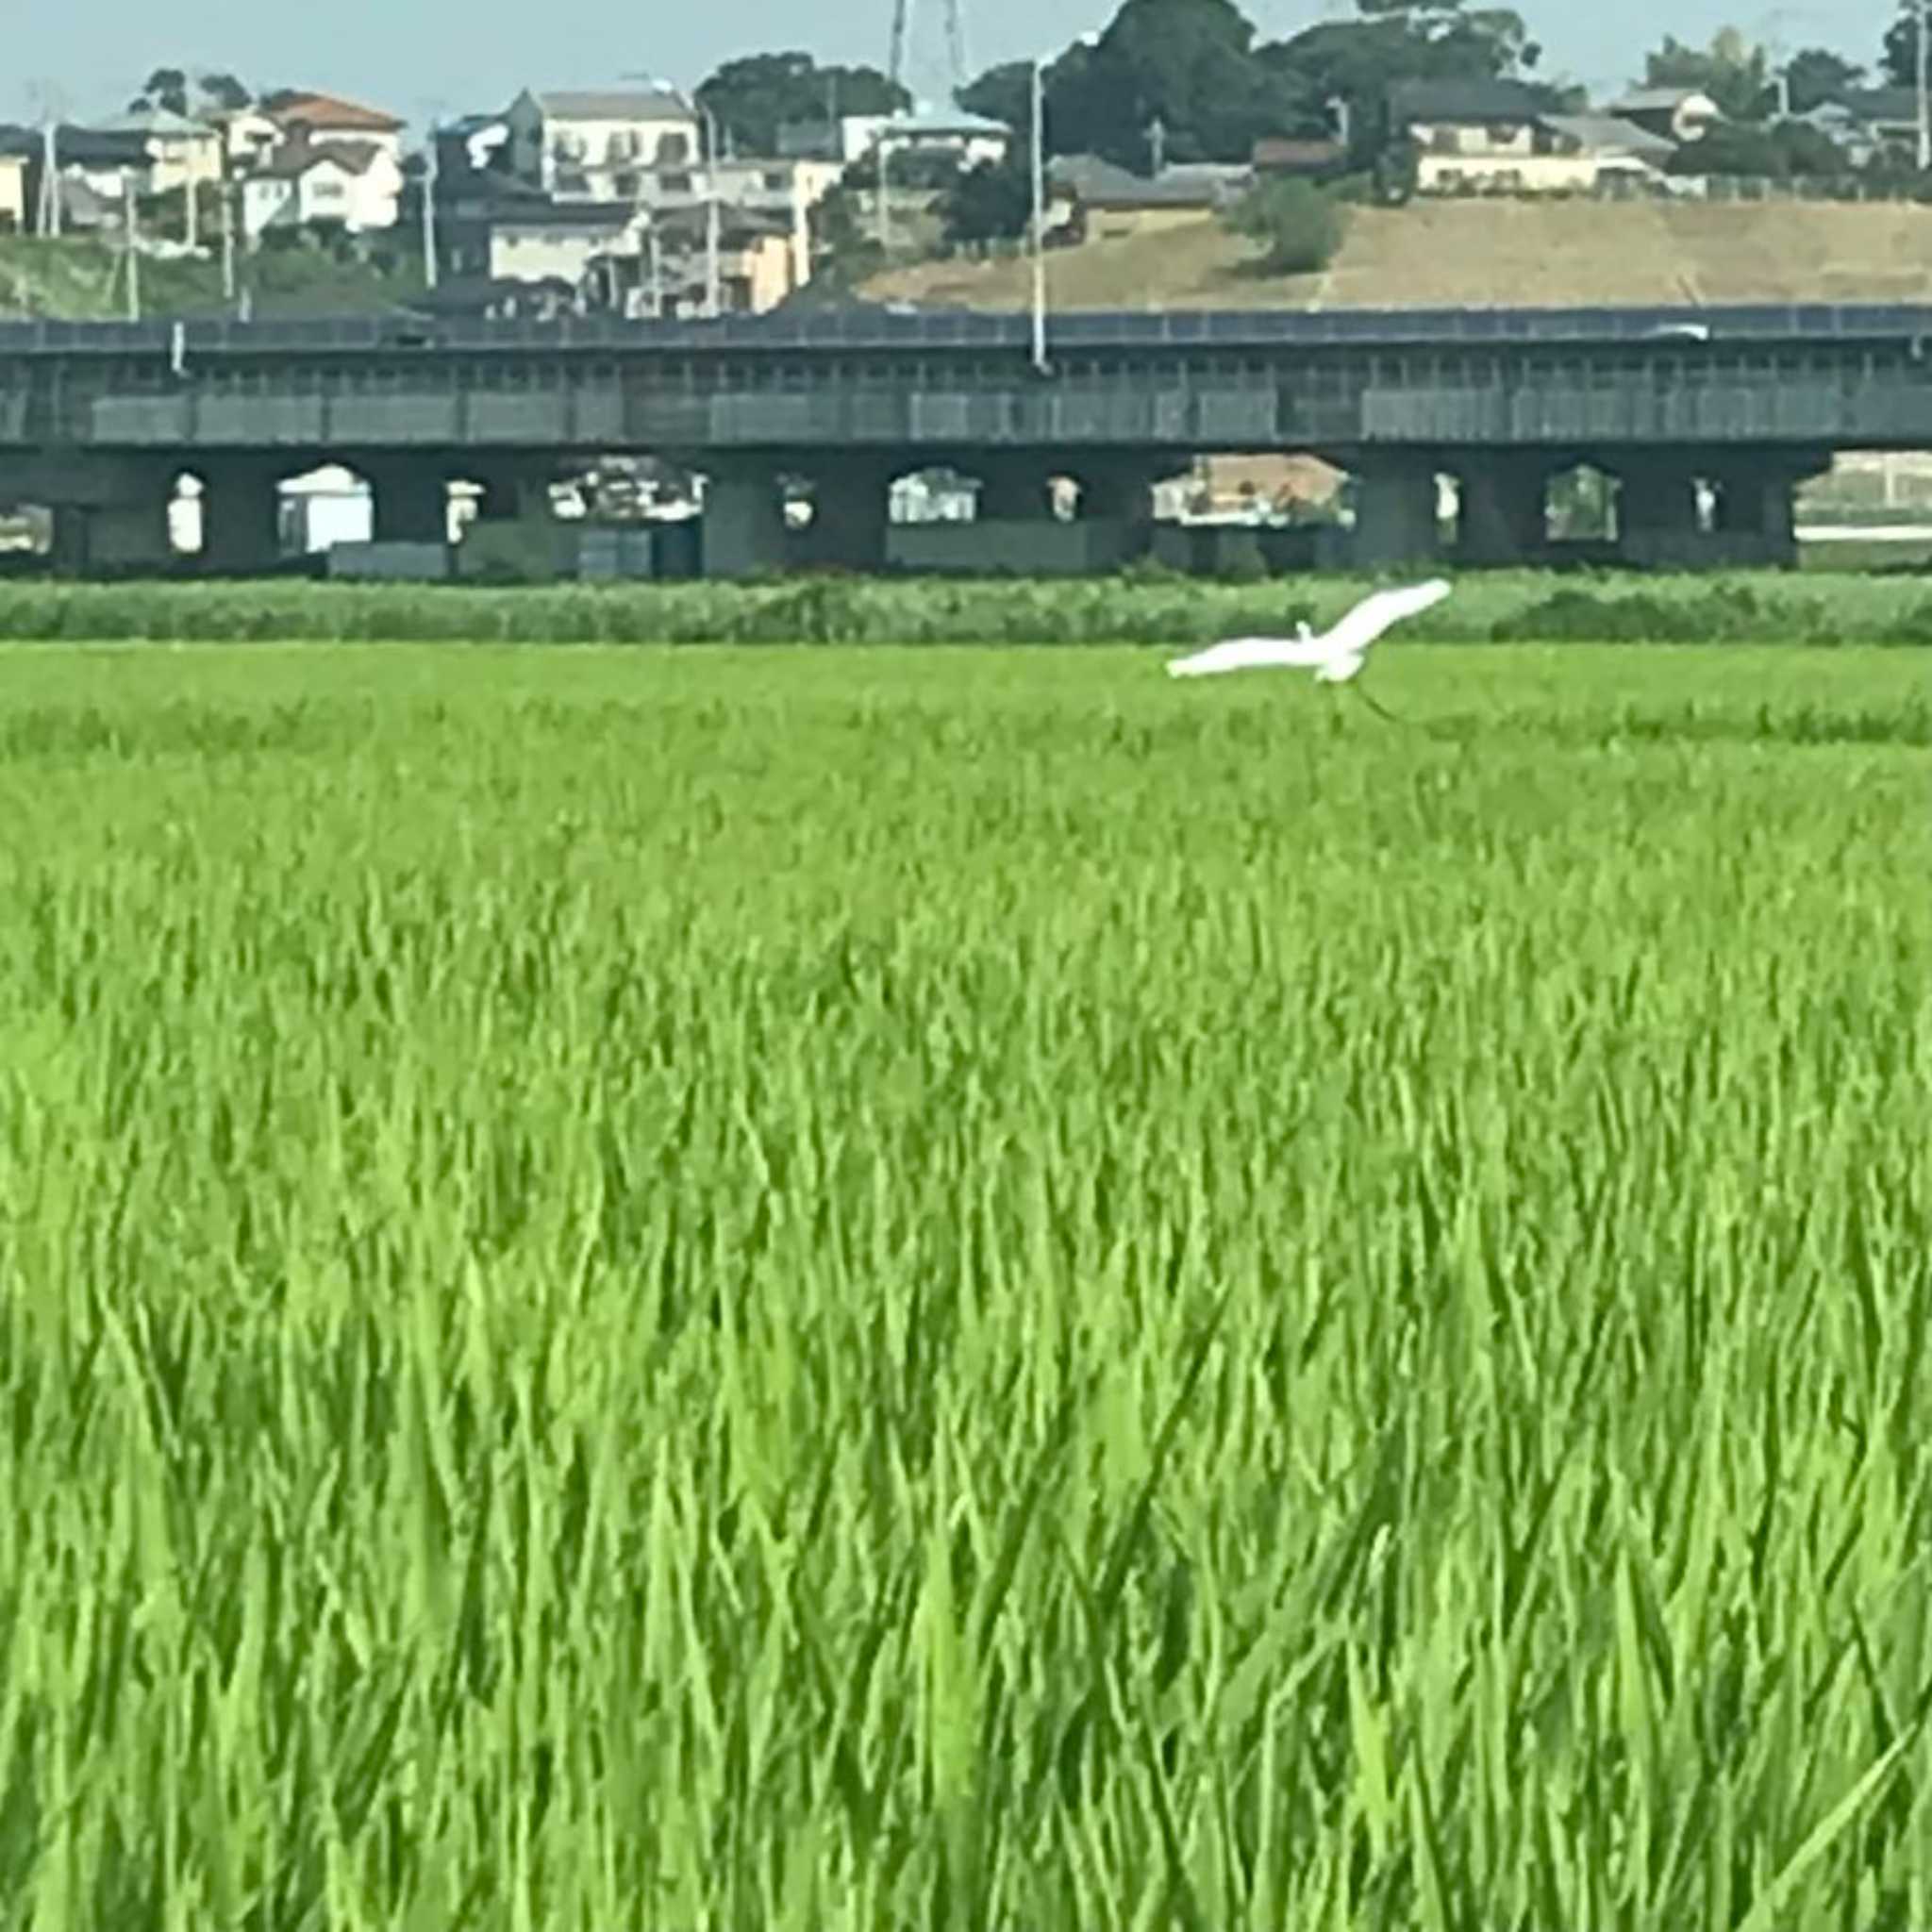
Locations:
0;572;1927;645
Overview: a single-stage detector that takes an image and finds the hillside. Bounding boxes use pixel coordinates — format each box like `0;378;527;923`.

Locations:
0;236;423;323
862;200;1932;311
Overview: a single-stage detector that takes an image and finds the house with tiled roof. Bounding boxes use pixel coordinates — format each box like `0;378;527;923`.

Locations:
258;91;407;158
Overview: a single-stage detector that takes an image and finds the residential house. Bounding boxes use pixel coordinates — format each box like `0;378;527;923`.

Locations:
633;202;799;315
1607;87;1723;145
504;88;700;201
0;152;26;231
0;138;125;233
1393;82;1675;193
92;106;224;193
1801;89;1924;168
28;125;152;207
1047;154;1246;240
240;141;404;240
1250;136;1349;180
1391;78;1551;191
258;91;407;159
434;113;511;187
1538;114;1676;186
632;155;840;285
865;105;1013;169
207;106;284;173
441;192;645;285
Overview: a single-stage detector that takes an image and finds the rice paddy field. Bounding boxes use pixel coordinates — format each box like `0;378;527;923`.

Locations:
0;634;1928;1929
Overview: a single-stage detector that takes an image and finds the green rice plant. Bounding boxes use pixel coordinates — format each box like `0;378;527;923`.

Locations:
0;641;1924;1927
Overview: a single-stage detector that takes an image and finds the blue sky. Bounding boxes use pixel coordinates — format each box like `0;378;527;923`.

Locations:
6;0;1900;128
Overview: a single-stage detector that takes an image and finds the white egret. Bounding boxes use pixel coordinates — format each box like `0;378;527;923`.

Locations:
1165;578;1452;722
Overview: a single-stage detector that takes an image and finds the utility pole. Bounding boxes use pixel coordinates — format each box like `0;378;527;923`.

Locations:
700;103;722;313
1030;58;1047;374
122;170;141;322
39;119;61;238
876;126;891;250
221;175;236;305
706;192;721;316
424;123;441;290
1919;0;1930;173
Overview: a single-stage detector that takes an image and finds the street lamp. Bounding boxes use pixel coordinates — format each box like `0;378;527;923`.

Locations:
1030;33;1097;377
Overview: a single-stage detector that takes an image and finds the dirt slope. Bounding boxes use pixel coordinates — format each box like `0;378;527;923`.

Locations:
863;200;1932;311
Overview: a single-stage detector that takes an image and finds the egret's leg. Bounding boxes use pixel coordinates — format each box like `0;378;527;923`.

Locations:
1348;679;1418;726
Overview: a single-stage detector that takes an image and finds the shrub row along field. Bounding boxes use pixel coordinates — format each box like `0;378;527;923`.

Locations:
8;569;1932;646
0;641;1928;1927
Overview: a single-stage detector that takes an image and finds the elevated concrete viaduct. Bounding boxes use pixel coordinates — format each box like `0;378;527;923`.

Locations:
0;304;1923;576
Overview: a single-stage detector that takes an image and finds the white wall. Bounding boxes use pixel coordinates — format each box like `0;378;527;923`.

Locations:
489;224;632;281
505;94;700;196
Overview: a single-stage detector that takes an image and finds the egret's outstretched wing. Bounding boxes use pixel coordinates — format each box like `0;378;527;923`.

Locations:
1167;634;1337;678
1320;578;1452;660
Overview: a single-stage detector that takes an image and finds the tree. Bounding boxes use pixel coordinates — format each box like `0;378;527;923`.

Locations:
132;67;190;114
1784;48;1864;115
1642;29;1771;122
1880;5;1932;92
1257;2;1567;171
1666;118;1846;177
939;152;1033;242
957;61;1033;133
1224;175;1347;272
128;67;252;118
199;72;250;113
1352;1;1540;75
695;52;908;156
981;0;1318;171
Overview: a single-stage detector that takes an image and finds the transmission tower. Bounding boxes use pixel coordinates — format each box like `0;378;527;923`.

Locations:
889;0;970;100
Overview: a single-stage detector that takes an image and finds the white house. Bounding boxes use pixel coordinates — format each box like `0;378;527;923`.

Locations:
1393;81;1679;194
504;88;701;200
241;142;403;239
847;105;1012;168
91;106;224;193
207;106;284;173
0;153;26;231
476;199;646;283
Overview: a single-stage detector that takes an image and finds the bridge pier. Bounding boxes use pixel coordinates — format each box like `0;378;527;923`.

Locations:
51;504;175;575
198;459;287;575
1456;454;1547;568
800;461;892;571
1073;461;1163;523
22;457;174;576
1353;459;1441;570
974;458;1056;522
365;462;452;546
1711;458;1808;568
701;462;788;579
1609;455;1702;568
